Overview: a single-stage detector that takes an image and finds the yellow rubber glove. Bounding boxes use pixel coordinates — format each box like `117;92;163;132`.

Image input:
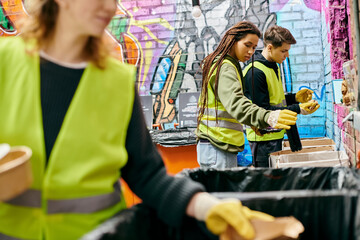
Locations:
266;110;297;130
295;89;313;103
205;200;275;239
300;100;320;115
193;193;274;240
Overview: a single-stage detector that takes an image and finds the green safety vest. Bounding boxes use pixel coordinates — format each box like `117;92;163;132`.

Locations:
243;61;286;141
0;37;133;239
198;59;245;147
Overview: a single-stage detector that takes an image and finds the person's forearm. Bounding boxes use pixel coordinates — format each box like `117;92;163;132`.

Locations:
186;192;220;220
186;192;201;218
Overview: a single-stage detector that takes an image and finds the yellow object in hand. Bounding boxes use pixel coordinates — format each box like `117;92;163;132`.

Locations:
205;200;274;239
295;89;313;103
300;101;320;115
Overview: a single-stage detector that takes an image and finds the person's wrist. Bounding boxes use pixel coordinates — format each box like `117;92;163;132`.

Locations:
266;110;280;128
300;107;308;115
264;112;271;127
193;192;221;221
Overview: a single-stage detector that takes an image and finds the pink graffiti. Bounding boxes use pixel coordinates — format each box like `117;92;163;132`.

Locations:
272;0;321;12
303;0;321;11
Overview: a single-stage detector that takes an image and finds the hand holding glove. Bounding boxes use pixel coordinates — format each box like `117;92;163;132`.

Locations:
295;89;313;103
193;193;274;240
300;100;320;115
266;110;297;130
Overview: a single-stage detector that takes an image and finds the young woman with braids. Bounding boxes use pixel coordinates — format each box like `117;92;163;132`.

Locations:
196;21;298;169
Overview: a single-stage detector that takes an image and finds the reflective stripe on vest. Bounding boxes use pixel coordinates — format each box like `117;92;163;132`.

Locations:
48;186;121;214
243;61;286;141
200;108;235;119
0;232;22;240
201;120;243;132
198;58;245;146
5;189;41;208
5;182;121;214
273;99;287;107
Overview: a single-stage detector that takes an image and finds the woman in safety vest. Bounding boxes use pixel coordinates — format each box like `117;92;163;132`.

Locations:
197;21;298;169
0;0;275;239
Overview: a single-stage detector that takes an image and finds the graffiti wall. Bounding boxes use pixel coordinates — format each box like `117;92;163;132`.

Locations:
0;0;326;135
270;0;325;137
321;0;352;152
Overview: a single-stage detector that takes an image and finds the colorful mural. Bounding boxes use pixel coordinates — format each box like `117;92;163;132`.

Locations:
150;0;277;126
0;0;324;130
271;0;321;12
0;0;25;36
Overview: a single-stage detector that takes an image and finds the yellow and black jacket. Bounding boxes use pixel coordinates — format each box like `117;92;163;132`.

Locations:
243;52;300;141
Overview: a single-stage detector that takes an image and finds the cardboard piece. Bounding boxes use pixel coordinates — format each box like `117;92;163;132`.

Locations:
220;217;304;240
269;148;349;168
283;137;335;151
272;146;334;156
253;217;304;240
0;146;33;201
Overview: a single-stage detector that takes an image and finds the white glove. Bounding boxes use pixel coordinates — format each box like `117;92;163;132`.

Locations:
0;143;10;160
266;110;297;130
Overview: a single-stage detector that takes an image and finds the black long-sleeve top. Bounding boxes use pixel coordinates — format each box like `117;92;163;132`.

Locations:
243;51;300;113
40;58;205;228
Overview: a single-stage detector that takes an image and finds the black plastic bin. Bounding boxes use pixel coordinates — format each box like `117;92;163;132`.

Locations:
82;167;360;240
180;167;360;240
81;203;214;240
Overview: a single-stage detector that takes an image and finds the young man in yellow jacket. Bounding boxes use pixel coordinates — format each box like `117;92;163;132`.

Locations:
243;25;320;167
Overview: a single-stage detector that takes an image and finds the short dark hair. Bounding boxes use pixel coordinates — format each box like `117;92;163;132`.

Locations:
264;25;296;48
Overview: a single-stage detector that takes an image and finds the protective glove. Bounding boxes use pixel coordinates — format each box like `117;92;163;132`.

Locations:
295;89;313;103
266;110;297;130
299;100;320;115
193;193;274;240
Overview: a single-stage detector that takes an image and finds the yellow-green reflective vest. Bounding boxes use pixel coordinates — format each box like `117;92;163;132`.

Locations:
0;37;133;240
243;61;286;141
198;59;245;147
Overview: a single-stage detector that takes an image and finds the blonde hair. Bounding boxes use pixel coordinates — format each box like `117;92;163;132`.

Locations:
20;0;109;69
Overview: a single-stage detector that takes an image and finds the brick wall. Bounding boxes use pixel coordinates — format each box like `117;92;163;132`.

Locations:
333;104;359;166
275;1;325;138
321;0;360;168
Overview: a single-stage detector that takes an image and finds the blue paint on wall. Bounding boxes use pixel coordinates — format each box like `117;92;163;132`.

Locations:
298;85;326;101
283;58;292;92
151;57;171;93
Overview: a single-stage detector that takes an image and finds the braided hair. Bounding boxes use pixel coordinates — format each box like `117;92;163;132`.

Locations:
197;21;261;127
